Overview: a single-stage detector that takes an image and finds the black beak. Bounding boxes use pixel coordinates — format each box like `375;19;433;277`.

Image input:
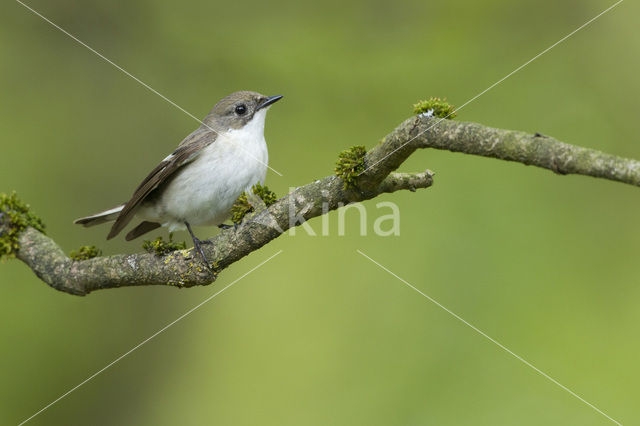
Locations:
257;95;283;110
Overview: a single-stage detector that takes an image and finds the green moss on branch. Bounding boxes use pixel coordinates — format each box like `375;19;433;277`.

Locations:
69;245;102;261
231;183;277;224
335;145;367;189
142;234;186;255
413;97;457;119
0;192;45;259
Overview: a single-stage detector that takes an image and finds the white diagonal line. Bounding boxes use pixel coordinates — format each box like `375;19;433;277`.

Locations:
356;249;622;425
360;0;624;176
18;250;283;426
15;0;283;177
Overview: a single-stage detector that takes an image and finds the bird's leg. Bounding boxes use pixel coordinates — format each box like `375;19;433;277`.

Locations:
185;222;212;269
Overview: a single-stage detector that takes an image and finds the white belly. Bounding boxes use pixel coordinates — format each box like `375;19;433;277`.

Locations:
138;126;268;231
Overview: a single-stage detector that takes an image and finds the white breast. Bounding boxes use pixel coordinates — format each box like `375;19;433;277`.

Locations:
139;109;270;231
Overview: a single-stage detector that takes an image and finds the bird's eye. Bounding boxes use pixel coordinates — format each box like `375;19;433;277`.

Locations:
235;104;247;115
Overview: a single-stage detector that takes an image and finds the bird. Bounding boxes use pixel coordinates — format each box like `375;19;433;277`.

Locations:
74;90;283;267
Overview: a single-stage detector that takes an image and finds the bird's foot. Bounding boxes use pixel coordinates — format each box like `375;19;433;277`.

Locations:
191;237;213;271
184;221;213;271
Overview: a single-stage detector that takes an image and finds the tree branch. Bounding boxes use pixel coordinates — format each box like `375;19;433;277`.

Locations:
4;114;639;295
361;116;640;188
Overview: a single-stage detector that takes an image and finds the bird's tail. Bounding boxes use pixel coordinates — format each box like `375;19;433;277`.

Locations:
74;205;124;227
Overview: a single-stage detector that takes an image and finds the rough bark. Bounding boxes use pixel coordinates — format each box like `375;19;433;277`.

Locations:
3;114;639;295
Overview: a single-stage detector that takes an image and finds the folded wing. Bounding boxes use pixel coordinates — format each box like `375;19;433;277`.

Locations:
107;129;216;240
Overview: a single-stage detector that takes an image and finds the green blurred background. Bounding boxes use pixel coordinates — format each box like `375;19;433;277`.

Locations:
1;0;638;424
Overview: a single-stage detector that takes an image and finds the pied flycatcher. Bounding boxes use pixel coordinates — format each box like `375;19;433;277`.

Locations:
75;90;283;266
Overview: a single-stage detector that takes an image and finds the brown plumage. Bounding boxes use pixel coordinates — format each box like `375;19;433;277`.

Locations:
106;129;216;240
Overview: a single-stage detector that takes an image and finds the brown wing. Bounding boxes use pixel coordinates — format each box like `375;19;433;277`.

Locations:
107;129;215;240
125;221;161;241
